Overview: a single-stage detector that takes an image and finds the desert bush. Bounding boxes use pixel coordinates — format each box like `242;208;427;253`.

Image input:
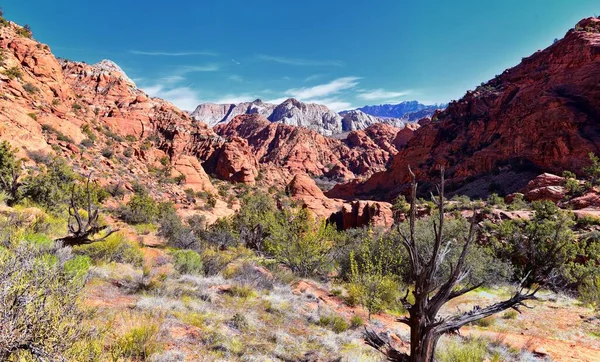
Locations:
110;320;162;360
23;82;39;94
24;156;78;211
502;310;518;320
119;189;159;224
0;241;91;361
73;233;143;266
2;66;22;80
316;314;349;333
171;249;203;275
0;140;24;205
585;152;600;186
101;147;114;158
80;138;95;148
474;315;495;327
488;200;577;287
579;276;600;310
202;217;239;249
264;208;336;277
436;336;489;362
350;315;364;328
230;313;249;330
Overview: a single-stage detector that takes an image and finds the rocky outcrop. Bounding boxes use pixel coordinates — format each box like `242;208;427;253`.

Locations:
287;174;343;219
342;101;446;121
192;98;406;135
341;110;402;131
329;200;394;229
211;114;403;186
190;99;276;127
210;137;259;185
329;18;600;201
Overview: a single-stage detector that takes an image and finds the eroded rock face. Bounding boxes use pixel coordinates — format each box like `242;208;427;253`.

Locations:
212;137;259;185
287;174;344;219
211;114;403;186
0;21;219;206
329;200;394;229
329;19;600;201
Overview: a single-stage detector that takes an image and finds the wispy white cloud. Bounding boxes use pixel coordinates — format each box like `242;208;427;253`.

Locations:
177;65;221;73
357;88;411;100
285;77;360;99
130;50;218;56
231;59;241;65
212;94;257;104
143;85;201;111
228;75;244;82
304;74;325;82
257;54;344;67
305;98;353;112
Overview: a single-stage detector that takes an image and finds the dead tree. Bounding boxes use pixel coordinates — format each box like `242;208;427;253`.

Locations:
365;167;539;362
56;174;118;247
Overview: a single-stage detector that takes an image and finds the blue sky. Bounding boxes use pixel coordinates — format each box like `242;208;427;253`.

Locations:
4;1;599;111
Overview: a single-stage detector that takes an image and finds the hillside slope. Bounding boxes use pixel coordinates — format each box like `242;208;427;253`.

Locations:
329;18;600;200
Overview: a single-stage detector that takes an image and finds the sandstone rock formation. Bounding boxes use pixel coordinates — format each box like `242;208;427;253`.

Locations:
328;18;600;201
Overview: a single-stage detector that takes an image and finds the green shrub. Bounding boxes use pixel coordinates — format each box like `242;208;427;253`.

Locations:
23;82;39;94
101;147;114;158
27;112;37;120
80;138;95;148
2;66;23;80
317;314;349;333
230;313;249;330
123;148;133;158
110;322;162;360
125;135;137;142
229;284;255;299
171;250;203;275
73;233;143;266
119;191;159;225
474;316;495;328
502;310;518;320
16;24;32;38
0;141;24;205
264;208;336;277
350;315;364;328
0;241;91;360
579;276;600;310
23;156;78;211
71;103;82;112
436;337;488;362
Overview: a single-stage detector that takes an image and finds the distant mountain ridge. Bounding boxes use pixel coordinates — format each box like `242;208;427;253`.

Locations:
342;101;446;121
191;98;406;135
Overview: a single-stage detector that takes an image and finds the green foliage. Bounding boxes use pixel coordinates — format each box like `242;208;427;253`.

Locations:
171;249;203;275
486;193;505;208
101;147;114;158
487;200;576;287
474;315;495;327
564;172;583;196
350;314;364;328
316;314;349;333
71;103;82;112
73;233;143;266
15;24;32;38
507;193;529;211
579;276;600;310
0;241;91;360
502;310;518;320
119;189;159;225
110;322;162;361
347;233;404;316
264;208;336;277
392;195;410;220
125;135;137;143
0;141;24;205
80;123;96;141
23;82;39;94
585;153;600;186
436;337;489;362
2;66;23;80
24;156;78;211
